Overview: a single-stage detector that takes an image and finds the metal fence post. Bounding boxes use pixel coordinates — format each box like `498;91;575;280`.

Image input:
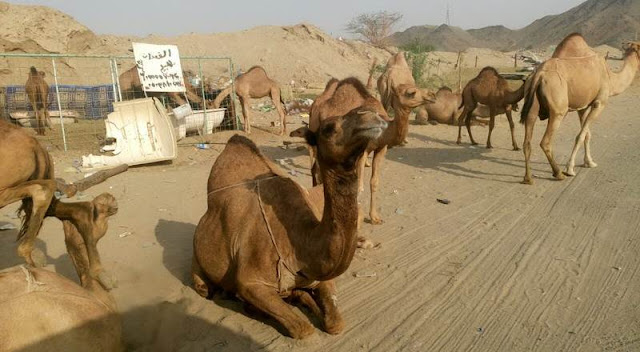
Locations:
113;58;122;101
51;58;68;151
108;58;119;103
228;59;240;130
198;58;208;134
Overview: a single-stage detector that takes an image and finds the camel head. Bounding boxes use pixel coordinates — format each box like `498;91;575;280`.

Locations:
302;108;388;169
394;84;436;108
622;41;640;61
90;193;118;242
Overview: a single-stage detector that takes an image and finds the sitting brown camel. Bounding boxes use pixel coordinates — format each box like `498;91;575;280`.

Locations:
415;86;517;126
456;67;525;150
119;65;208;108
297;77;406;224
0;120;118;289
213;66;287;135
25;66;52;136
377;52;436;145
520;34;640;184
0;205;121;351
192;107;388;339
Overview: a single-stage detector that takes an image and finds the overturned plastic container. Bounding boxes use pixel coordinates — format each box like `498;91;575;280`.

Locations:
82;97;177;169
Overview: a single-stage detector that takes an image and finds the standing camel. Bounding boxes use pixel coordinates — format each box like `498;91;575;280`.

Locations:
25;66;51;135
0;204;121;351
192;107;388;339
213;66;288;135
0;120;118;289
414;86;516;126
456;67;525;150
520;34;640;184
377;52;436;145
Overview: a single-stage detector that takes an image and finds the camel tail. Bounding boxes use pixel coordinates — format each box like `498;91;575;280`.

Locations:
212;86;232;109
520;73;541;124
366;58;378;90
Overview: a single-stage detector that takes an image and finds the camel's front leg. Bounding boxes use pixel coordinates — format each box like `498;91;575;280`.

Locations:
486;108;496;149
506;109;520;150
522;112;537;185
238;282;315;339
369;146;387;225
358;151;368;193
239;96;251;134
313;280;344;335
577;108;597;168
565;103;603;176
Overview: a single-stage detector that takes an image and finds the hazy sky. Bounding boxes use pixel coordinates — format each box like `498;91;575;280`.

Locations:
8;0;586;37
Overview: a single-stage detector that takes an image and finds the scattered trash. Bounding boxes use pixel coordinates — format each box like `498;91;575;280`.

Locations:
477;327;484;334
196;143;209;150
277;159;287;166
289;170;298;176
158;208;168;212
270;121;281;127
395;208;404;215
299;113;310;119
63;167;79;174
357;237;381;249
353;271;377;278
393;189;399;195
118;231;131;238
141;242;155;248
437;198;451;205
613;266;621;271
0;223;17;231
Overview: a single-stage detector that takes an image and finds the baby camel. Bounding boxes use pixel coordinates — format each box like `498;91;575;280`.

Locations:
192;107;388;339
457;67;525;150
0;120;118;289
520;33;640;184
213;66;288;135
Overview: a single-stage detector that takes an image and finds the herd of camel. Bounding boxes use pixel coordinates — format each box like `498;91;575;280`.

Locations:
0;33;639;348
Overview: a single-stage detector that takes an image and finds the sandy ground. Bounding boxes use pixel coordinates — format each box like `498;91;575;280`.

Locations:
1;81;639;351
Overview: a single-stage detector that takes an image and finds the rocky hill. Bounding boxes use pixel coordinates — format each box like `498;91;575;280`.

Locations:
391;0;640;51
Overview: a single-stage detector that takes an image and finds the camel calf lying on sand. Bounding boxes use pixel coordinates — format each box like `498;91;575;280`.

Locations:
25;66;52;136
213;66;288;135
0;200;121;352
193;107;388;338
0;120;118;289
414;86;518;126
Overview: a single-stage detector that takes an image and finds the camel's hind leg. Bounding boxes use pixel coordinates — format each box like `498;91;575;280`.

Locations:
270;88;287;136
237;282;314;339
369;146;387;225
522;112;538;185
564;103;604;176
457;103;478;145
540;113;566;180
506;110;520;151
0;180;55;266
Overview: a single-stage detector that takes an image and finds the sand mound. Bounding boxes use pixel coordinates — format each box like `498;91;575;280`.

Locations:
0;1;98;53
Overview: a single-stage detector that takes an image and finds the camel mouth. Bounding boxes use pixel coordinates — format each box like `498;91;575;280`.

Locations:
354;122;387;139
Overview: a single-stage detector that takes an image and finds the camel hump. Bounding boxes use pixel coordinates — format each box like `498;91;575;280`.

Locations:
208;135;288;192
553;33;595;58
437;86;453;93
478;66;500;77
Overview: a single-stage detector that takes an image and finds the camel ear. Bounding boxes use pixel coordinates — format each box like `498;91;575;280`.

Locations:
304;128;317;146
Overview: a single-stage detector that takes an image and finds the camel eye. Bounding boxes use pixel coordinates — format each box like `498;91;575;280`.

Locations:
321;122;336;137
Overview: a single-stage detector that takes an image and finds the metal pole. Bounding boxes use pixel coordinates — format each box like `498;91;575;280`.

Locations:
108;58;119;103
198;59;209;134
229;59;240;130
51;58;68;151
113;58;122;101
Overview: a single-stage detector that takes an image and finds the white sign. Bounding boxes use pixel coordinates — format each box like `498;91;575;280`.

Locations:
132;42;186;93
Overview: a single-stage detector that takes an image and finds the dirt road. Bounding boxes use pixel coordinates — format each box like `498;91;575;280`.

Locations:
1;83;638;351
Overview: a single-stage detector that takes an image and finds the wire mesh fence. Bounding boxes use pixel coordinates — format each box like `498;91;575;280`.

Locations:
0;53;239;153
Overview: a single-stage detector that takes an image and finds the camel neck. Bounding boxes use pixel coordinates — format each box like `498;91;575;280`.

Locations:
505;82;525;105
303;163;360;280
609;52;639;96
386;104;411;146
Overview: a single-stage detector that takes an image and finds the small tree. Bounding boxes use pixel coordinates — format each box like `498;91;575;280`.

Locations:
346;11;403;47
